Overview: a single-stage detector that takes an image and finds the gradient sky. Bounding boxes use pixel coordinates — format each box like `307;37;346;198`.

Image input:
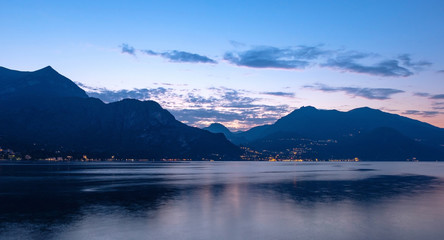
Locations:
1;0;444;130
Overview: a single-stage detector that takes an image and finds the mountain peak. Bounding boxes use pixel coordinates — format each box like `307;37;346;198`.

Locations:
348;107;383;115
209;123;228;129
37;65;57;73
299;106;317;111
0;65;88;99
350;106;379;112
285;106;318;116
33;65;62;76
204;123;232;135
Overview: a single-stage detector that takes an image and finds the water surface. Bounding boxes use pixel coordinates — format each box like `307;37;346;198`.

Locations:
1;161;444;240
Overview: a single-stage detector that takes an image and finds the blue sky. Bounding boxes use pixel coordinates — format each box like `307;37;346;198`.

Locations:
1;0;444;130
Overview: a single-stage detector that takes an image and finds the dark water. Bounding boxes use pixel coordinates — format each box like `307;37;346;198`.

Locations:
1;162;444;240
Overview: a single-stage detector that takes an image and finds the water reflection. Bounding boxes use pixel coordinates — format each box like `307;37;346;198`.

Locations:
259;174;440;203
1;162;444;240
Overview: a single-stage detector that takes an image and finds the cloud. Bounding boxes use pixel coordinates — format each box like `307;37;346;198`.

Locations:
78;83;292;130
176;87;292;130
432;102;444;110
142;50;157;55
305;84;404;100
224;45;326;70
170;109;244;123
413;92;431;97
120;43;136;56
430;94;444;99
186;93;218;105
77;84;170;103
205;87;259;109
261;91;295;97
402;110;441;117
230;40;246;48
397;54;431;70
323;52;413;77
412;92;444;100
220;88;257;108
142;49;216;64
437;70;444;73
224;44;430;77
119;42;431;76
170;104;290;129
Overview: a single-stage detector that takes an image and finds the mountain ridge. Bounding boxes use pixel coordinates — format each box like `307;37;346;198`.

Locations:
0;66;88;99
204;106;444;161
1;65;443;161
0;66;240;160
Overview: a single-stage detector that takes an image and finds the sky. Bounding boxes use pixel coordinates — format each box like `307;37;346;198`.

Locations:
1;0;444;130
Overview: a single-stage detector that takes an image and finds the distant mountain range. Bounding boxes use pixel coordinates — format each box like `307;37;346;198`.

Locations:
204;106;444;161
1;65;443;161
0;66;240;160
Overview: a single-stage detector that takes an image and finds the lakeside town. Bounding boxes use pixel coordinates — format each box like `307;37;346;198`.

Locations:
0;145;362;162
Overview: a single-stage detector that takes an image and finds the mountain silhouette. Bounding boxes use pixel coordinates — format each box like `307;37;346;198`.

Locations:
204;107;444;161
0;66;240;160
203;123;232;135
0;66;88;99
203;123;248;144
242;106;444;145
344;127;439;161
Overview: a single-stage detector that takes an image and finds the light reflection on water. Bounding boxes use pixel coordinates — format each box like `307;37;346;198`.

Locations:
1;162;444;240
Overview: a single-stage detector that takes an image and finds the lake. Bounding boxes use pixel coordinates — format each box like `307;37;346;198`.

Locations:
1;161;444;240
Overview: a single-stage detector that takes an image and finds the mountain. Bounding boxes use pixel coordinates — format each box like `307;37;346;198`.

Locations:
203;123;247;144
239;106;444;145
234;106;444;161
203;123;232;136
0;66;241;160
344;127;440;161
3;66;442;161
0;66;88;99
275;106;443;146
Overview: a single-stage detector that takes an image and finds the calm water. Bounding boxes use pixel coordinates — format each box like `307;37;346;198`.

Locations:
1;161;444;240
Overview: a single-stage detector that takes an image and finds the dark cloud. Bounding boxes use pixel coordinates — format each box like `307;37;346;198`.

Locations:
120;43;136;56
402;110;441;117
230;40;246;48
223;44;431;76
305;84;404;100
170;104;290;129
432;103;444;111
205;87;258;109
141;50;157;55
186;93;218;104
397;54;432;70
119;42;432;77
82;86;169;103
430;94;444;99
141;49;216;64
412;92;444;100
170;109;244;123
224;45;326;70
323;52;413;77
261;91;295;97
221;88;257;107
437;70;444;73
413;92;431;97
